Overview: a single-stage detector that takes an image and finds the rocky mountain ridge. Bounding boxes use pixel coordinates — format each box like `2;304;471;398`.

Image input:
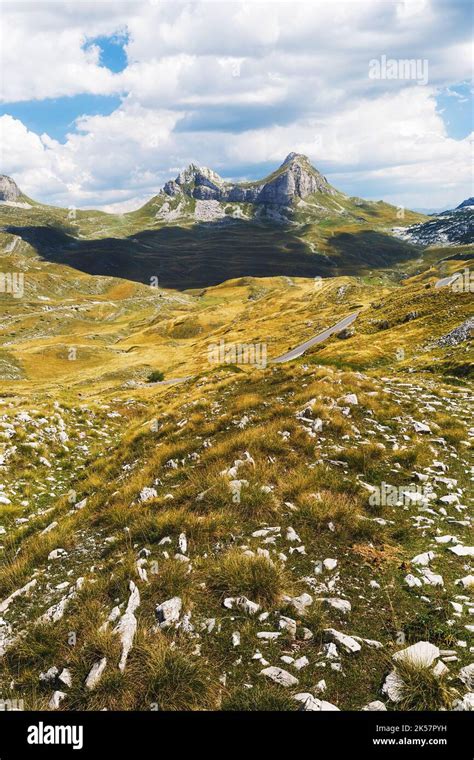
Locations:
162;153;337;206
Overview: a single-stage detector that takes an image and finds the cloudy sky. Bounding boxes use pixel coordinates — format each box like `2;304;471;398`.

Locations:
0;0;472;211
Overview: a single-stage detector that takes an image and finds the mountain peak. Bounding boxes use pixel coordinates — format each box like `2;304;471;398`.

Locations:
161;154;336;206
281;152;311;167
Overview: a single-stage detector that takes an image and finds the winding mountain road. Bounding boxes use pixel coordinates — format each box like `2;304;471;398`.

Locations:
435;274;459;289
152;311;360;385
271;311;359;363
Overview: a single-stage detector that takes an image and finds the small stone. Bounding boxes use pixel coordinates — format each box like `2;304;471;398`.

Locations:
85;658;107;690
260;666;299;687
286;527;300;542
452;692;474;711
405;574;422;588
412;551;435;566
413;421;431;434
324;628;361;654
286;592;313;615
48;691;67;710
58;668;72;688
293;656;309;670
320;598;351;614
362;700;387;711
39;666;59;683
156;596;182;628
382;671;405;702
393;641;440;668
459;664;474;689
343;394;358;406
450;545;474;558
47;548;67;560
294;693;339;711
223;596;260;615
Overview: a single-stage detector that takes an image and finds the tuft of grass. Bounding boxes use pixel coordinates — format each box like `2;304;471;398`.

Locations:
394;661;454;711
126;639;220;710
222;684;298;711
207;550;286;606
296;490;379;542
298;601;328;643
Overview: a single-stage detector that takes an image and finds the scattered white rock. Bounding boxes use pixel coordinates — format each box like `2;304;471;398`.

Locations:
48;691;67;709
114;581;140;672
294;693;339;711
59;668;72;688
85;658;107;690
324;628;361;654
156;596;182;628
260;666;299;687
412;551;435;566
362;700;387;711
393;641;440;668
382;671;405;702
223;596;260;615
139;487;158;503
413;421;431;434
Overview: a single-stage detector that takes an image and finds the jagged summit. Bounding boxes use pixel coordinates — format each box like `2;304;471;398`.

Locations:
161;153;336;206
281;152;310;166
0;175;21;202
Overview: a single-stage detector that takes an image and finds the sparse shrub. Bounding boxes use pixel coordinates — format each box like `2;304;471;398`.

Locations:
147;370;165;383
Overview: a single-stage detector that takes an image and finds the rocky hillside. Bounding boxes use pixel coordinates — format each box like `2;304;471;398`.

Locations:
0;236;472;711
393;199;474;247
0;352;472;712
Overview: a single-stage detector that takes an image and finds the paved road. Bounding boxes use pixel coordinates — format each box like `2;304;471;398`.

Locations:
153;376;192;386
155;312;360;384
435;274;459;289
271;312;359;363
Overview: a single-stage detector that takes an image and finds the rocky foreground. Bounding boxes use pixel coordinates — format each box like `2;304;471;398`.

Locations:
0;362;472;711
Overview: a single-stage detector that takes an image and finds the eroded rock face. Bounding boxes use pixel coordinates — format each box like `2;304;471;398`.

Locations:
0;176;21;202
162;154;335;206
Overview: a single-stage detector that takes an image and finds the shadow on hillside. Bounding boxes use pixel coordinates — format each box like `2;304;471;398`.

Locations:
4;222;419;289
326;230;420;270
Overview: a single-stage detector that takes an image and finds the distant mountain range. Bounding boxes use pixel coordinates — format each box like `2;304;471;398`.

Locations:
393;197;474;247
0;154;471;288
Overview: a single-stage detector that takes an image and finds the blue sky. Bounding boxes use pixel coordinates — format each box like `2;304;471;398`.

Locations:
1;0;472;211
